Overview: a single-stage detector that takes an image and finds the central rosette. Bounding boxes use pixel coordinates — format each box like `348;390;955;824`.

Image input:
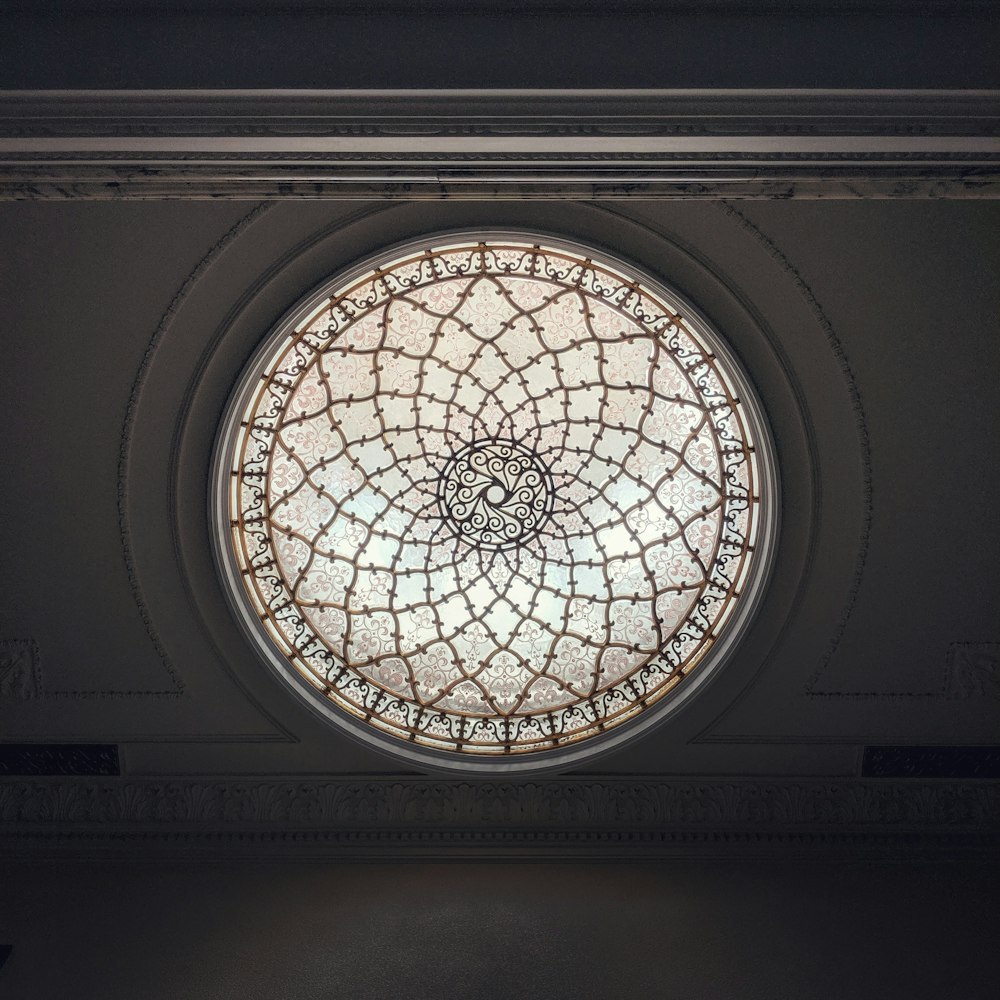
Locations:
438;439;555;549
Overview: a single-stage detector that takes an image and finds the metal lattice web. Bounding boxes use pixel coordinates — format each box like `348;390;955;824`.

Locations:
228;241;762;756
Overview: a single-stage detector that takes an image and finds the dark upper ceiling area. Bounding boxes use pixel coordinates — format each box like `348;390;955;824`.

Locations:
2;2;999;90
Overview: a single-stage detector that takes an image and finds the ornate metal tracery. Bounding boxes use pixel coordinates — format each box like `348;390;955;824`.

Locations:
220;238;770;762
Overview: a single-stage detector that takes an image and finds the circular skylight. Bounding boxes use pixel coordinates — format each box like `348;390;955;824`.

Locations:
215;235;775;769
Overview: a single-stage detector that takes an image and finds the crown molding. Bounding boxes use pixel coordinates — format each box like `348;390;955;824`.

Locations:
0;89;997;199
1;776;997;858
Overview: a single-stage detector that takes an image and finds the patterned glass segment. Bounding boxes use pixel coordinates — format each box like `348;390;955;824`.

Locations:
224;240;766;758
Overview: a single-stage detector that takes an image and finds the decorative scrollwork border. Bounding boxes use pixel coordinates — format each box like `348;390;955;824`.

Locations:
0;776;996;857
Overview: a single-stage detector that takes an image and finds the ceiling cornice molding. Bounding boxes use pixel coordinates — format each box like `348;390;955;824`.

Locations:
2;776;998;858
0;89;997;199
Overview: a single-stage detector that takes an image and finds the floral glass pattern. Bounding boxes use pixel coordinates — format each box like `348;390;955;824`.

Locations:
224;240;766;758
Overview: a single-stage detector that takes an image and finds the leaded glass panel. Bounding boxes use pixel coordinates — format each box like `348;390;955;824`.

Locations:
217;237;773;764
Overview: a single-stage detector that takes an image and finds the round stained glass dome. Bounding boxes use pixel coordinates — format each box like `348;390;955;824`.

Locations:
214;235;776;770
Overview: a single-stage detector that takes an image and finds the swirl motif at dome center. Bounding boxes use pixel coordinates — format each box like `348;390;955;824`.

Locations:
438;439;554;549
224;239;766;759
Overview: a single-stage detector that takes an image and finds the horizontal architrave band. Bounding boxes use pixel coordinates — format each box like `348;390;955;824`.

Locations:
0;88;997;199
1;776;997;858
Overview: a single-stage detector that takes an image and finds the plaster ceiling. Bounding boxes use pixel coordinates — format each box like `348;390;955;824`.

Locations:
1;197;996;794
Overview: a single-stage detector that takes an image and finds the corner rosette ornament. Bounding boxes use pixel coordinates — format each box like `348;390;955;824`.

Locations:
217;237;775;768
